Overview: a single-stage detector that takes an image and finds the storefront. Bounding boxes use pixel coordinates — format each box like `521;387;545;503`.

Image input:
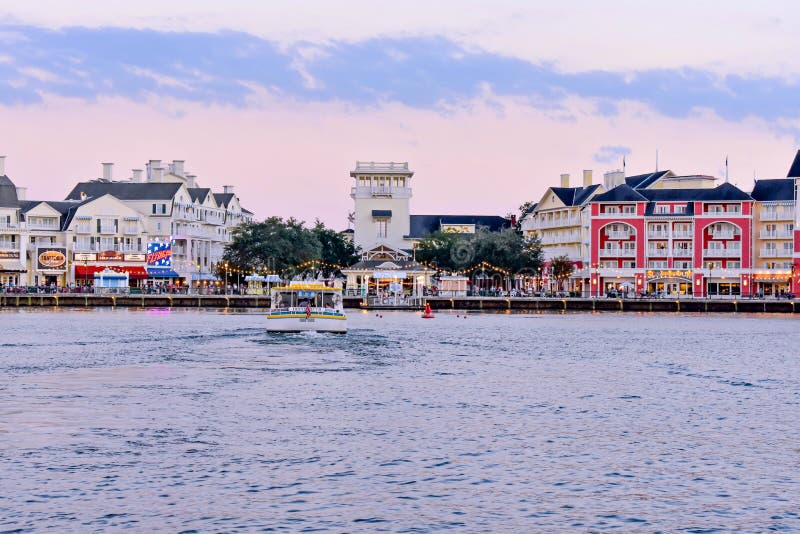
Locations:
752;273;791;297
93;268;130;293
0;251;26;288
36;247;68;287
645;270;693;297
707;279;741;296
244;274;281;295
437;276;469;297
75;264;148;287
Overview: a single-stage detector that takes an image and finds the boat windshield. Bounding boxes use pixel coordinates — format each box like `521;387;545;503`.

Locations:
272;289;341;310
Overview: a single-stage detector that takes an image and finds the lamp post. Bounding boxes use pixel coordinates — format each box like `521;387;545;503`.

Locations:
224;262;229;295
707;261;714;298
83;258;88;292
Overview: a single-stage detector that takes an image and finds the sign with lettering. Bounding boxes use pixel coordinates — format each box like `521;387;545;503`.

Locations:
74;253;96;261
146;242;172;267
37;247;67;271
97;250;124;261
0;251;20;260
645;269;693;280
124;253;146;262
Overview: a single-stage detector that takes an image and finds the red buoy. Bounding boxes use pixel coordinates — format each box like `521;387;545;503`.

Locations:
422;303;435;319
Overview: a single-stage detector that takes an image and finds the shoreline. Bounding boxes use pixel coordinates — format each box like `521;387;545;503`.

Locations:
1;294;798;314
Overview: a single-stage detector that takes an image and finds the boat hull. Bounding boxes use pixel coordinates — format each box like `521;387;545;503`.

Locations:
266;315;347;333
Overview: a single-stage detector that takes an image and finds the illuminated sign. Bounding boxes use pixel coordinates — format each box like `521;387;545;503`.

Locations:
146;242;172;267
645;269;693;280
124;253;146;262
74;253;96;261
37;247;67;271
441;224;476;234
97;250;124;261
0;251;20;260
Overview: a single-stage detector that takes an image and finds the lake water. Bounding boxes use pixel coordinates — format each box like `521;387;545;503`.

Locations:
0;308;798;532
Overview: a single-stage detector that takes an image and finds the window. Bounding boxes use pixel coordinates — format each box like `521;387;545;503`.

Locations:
674;261;691;269
152;203;157;214
622;205;635;214
727;261;741;268
161;204;167;214
376;220;388;238
674;205;687;214
606;206;619;214
621;261;636;268
648;260;668;268
655;205;669;214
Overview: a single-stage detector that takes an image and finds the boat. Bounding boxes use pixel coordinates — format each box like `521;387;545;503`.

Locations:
267;283;347;333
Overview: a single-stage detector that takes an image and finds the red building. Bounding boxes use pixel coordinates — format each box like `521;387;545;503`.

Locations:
589;182;754;298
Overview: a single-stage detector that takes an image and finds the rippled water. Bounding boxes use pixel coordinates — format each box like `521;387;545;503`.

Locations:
1;308;798;532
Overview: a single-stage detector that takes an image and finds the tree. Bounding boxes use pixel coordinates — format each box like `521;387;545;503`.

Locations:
311;220;360;276
549;255;575;291
516;201;537;231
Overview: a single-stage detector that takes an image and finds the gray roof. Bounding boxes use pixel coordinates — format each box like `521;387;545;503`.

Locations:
213;193;234;207
65;180;182;201
750;179;794;202
0;175;19;208
788;150;800;177
595;182;751;204
549;184;601;206
625;170;670;189
407;214;511;239
187;187;211;203
592;185;647;202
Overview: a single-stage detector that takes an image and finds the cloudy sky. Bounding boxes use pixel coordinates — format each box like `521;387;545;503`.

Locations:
1;1;799;226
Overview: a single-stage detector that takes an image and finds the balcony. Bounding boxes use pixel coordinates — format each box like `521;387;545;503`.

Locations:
647;231;669;239
605;231;631;239
123;225;139;235
0;222;19;230
703;248;740;257
760;211;793;221
759;248;791;258
99;225;117;235
28;222;60;231
673;231;694;239
533;216;581;229
672;248;693;257
759;230;793;239
647;248;669;257
540;233;581;245
709;230;735;240
600;248;636;257
0;241;17;251
351;185;411;198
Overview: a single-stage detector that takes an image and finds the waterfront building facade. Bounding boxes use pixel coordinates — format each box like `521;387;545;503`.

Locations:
346;161;509;295
589;182;754;298
0;157;253;290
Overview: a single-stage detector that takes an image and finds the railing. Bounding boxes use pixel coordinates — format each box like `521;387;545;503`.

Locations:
759;248;791;258
540;234;581;244
709;231;735;240
759;230;793;239
28;222;60;231
703;248;740;257
605;231;631;239
647;248;669;257
0;243;17;251
533;217;581;229
123;225;139;235
600;248;636;257
73;243;145;253
647;231;669;239
99;225;117;234
673;231;694;239
355;161;409;171
672;248;693;256
760;211;793;221
350;185;410;197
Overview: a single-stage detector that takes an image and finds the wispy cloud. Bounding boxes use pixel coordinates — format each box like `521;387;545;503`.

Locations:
1;24;800;133
593;145;631;164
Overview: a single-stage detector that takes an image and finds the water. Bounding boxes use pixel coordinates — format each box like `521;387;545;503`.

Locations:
1;308;798;532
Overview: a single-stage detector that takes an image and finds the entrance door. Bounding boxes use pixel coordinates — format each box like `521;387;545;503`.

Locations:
667;282;679;295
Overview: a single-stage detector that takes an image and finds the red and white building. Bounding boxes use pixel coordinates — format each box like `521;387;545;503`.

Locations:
589;181;755;298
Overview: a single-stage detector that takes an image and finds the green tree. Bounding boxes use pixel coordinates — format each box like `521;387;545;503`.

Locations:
311;220;360;276
549;255;575;291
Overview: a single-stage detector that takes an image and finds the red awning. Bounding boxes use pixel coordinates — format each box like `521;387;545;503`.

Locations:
75;265;148;280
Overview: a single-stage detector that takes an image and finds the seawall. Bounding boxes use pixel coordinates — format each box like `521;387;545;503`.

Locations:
1;294;797;313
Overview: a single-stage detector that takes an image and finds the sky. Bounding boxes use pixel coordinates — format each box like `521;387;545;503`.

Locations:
1;1;799;227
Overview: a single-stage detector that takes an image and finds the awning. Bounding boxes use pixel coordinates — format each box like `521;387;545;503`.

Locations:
372;209;392;218
147;268;181;278
0;263;26;272
76;265;148;279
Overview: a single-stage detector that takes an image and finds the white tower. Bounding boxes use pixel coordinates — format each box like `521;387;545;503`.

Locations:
350;161;414;254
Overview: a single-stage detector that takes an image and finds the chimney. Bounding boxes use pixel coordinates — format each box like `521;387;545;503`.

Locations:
171;160;185;177
153;167;164;182
102;162;113;181
16;187;26;201
604;170;625;189
0;155;5;176
186;174;196;188
583;169;592;187
560;173;570;188
131;169;143;183
148;160;161;181
223;185;234;194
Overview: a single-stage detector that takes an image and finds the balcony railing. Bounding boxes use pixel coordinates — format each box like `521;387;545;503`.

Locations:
0;242;17;251
99;225;117;234
759;248;791;258
600;248;636;257
760;211;793;221
540;234;581;245
647;231;669;239
73;243;145;253
709;231;735;240
759;230;793;239
28;222;60;231
0;222;19;230
647;248;669;257
534;216;581;229
673;231;694;239
605;231;631;239
350;185;411;197
703;248;740;257
672;248;693;257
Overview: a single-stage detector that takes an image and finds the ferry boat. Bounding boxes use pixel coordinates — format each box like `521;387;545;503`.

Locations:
267;283;347;333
